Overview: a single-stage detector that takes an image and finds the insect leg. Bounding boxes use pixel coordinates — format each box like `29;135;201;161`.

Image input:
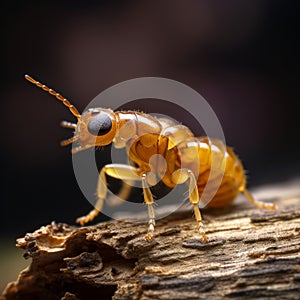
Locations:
76;164;142;224
102;165;156;240
76;163;157;240
94;164;157;240
76;166;107;225
76;164;159;241
106;180;134;207
172;169;208;243
141;174;156;241
242;188;277;211
100;164;156;240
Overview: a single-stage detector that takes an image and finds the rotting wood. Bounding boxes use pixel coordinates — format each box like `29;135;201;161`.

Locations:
1;180;300;300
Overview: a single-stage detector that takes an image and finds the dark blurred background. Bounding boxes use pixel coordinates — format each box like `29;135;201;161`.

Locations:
0;0;299;290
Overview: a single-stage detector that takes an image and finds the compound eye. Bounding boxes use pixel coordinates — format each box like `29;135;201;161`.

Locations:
87;113;112;136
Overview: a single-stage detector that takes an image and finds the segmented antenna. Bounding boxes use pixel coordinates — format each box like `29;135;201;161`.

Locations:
25;74;81;119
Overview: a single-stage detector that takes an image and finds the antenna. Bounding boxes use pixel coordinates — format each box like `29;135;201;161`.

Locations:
25;74;81;119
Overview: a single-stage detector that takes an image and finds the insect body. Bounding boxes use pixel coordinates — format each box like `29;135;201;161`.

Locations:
25;75;276;243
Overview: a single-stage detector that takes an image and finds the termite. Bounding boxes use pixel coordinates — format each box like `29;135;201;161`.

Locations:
25;74;276;243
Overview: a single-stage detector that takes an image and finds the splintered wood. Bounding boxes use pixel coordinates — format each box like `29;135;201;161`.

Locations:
1;180;300;300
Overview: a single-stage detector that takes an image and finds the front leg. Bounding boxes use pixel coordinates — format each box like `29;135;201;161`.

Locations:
76;164;141;225
76;165;108;225
76;164;156;241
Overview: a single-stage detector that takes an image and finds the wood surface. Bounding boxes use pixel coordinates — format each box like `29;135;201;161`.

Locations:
1;179;300;300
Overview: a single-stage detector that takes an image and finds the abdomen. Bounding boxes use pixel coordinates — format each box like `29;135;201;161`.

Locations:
126;117;246;208
168;137;246;208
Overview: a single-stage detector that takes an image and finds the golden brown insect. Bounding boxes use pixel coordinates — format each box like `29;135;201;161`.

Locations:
25;74;276;243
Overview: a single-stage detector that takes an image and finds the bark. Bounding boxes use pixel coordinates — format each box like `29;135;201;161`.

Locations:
1;180;300;300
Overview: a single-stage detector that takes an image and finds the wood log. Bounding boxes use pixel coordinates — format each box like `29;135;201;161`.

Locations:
1;179;300;300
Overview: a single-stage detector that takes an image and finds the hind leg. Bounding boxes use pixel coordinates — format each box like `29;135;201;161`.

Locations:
241;187;276;211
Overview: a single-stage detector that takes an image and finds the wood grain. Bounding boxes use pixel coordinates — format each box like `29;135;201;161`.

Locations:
1;180;300;300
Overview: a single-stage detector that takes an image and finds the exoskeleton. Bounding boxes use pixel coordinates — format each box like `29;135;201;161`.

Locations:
25;75;276;242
